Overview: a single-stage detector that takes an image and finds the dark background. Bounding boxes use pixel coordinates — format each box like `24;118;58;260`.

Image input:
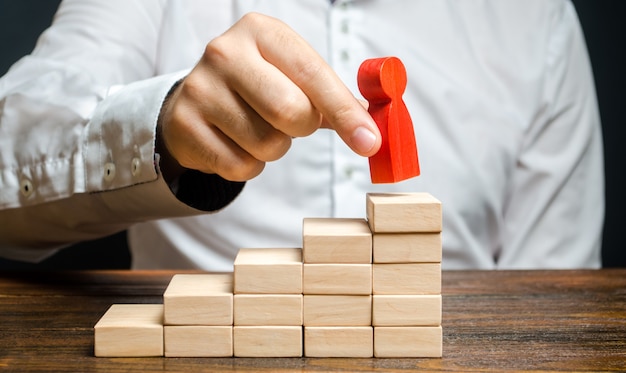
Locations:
0;1;624;269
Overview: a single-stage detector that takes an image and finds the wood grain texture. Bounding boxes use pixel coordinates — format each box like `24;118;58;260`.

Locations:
234;294;302;326
373;232;441;263
373;263;441;295
303;295;372;326
304;326;373;357
163;273;233;325
302;218;372;264
373;294;441;326
303;264;372;295
233;326;302;357
234;248;302;294
94;304;163;357
374;326;442;357
164;326;232;357
367;193;442;233
1;269;625;371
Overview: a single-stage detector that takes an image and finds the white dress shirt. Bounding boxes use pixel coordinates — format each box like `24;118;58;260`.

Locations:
0;0;604;270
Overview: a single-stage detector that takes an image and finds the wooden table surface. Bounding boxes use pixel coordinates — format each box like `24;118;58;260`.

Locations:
0;269;625;372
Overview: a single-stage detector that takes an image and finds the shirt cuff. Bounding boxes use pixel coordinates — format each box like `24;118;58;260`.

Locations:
85;70;245;214
175;170;246;211
84;70;187;194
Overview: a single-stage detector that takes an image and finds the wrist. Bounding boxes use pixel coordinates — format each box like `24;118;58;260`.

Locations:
156;78;187;184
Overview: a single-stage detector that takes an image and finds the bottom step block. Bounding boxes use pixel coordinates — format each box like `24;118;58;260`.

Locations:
374;326;442;358
304;326;373;357
233;326;302;357
164;326;233;357
94;304;164;357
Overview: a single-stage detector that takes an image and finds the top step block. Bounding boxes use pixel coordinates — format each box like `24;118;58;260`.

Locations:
366;193;442;233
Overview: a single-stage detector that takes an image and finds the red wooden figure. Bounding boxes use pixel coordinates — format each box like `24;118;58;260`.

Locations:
357;57;420;183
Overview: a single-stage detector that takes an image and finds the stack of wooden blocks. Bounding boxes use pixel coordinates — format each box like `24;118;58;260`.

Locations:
94;192;442;358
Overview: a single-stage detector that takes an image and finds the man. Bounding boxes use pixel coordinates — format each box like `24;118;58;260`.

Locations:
0;1;604;270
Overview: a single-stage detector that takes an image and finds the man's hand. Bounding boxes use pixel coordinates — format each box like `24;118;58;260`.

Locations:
157;13;381;182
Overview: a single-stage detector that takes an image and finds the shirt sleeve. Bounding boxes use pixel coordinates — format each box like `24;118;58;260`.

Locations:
0;0;243;261
498;1;604;268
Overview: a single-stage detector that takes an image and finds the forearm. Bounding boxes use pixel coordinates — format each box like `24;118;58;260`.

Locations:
0;71;244;255
0;0;246;256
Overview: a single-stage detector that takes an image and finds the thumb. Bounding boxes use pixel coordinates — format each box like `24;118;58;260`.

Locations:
320;98;381;157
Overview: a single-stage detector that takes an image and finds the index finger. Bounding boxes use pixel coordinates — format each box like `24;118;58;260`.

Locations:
250;14;382;156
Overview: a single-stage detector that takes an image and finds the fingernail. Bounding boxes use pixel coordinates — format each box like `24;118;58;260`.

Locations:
351;126;377;154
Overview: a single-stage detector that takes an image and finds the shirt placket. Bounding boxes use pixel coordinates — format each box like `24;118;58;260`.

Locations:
328;0;370;218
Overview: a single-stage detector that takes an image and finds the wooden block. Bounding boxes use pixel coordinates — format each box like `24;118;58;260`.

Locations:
366;193;442;233
234;294;302;326
373;232;441;263
303;264;371;295
163;273;233;325
94;304;163;357
358;57;420;184
164;326;232;357
234;248;302;294
303;218;372;263
304;326;373;357
373;263;441;294
303;295;372;326
374;326;442;357
372;295;441;326
233;326;302;357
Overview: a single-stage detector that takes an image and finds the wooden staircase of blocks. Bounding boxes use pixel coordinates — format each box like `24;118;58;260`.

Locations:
94;192;443;358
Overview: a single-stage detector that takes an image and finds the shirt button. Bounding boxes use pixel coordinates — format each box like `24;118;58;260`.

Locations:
340;49;350;62
341;19;349;33
344;166;354;179
131;157;141;177
20;178;34;198
104;162;116;182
